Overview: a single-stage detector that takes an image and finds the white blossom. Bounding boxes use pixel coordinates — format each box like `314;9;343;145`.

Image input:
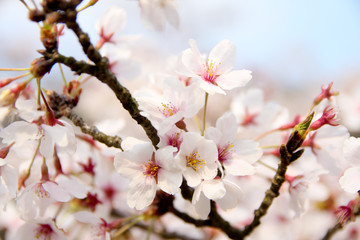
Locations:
180;39;252;95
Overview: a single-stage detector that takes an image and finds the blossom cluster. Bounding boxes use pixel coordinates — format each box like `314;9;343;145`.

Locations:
0;1;359;240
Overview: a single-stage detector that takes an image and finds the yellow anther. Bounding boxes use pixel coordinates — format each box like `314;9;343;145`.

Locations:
158;102;177;117
186;151;205;170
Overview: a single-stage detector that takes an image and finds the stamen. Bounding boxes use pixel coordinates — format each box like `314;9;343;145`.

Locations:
35;224;54;239
201;60;221;84
141;154;160;178
186;151;205;170
158;102;178;117
35;183;49;199
218;143;234;163
167;132;183;151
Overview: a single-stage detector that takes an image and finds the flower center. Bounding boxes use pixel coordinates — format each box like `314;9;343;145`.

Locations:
35;183;49;199
159;102;178;117
186;151;205;170
167;132;183;151
202;60;220;84
35;224;54;239
142;153;160;179
218;143;234;163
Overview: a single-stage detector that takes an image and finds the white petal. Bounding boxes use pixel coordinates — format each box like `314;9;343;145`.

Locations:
158;170;182;194
216;112;238;142
202;179;226;200
42;182;71;202
343;137;360;165
0;121;39;145
164;1;179;29
193;192;210;219
216;180;242;211
208;40;236;74
74;211;102;225
183;168;201;187
156;146;178;170
181;40;204;76
56;175;88;199
127;177;156;210
205;127;222;145
224;159;256;176
216;70;252;90
39;130;55;160
339;167;360;193
198;80;226;95
1;164;18;197
233;139;262;164
96;7;127;36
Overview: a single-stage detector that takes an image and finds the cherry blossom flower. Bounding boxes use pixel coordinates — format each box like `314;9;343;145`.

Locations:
135;77;203;135
0;98;76;161
139;0;179;31
101;45;140;81
339;137;360;193
158;126;184;152
12;218;66;240
302;125;349;175
95;7;127;48
180;39;252;95
0;159;18;208
286;170;327;217
175;132;218;187
205;112;262;176
230;88;289;138
114;140;182;210
192;178;242;219
16;175;88;220
74;211;121;240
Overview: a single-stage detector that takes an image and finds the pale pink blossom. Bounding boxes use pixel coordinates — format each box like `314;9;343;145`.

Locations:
95;7;127;47
205;112;262;176
192;178;242;219
135;77;203;135
12;218;66;240
287;170;327;217
0;159;18;208
175;132;218;187
180;39;252;95
0;98;76;161
230;88;289;139
75;211;120;240
339;137;360;193
139;0;179;31
114;141;181;210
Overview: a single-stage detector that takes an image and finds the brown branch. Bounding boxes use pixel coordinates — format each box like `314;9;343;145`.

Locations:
64;109;123;151
35;1;160;148
169;131;305;240
49;91;123;150
321;223;343;240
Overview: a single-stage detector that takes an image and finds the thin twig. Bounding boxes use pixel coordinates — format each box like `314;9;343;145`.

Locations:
49;92;123;150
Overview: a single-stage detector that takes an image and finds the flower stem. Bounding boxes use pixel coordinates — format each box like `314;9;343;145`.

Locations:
18;138;41;189
58;63;67;86
113;215;145;238
0;68;30;71
201;92;209;136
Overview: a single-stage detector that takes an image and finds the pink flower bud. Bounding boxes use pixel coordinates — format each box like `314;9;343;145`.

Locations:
310;105;339;131
313;82;339;106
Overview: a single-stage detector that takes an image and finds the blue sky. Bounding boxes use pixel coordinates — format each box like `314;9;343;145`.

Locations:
1;0;360;89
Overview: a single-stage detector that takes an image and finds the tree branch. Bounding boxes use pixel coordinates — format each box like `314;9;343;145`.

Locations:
49;91;123;150
37;1;160;148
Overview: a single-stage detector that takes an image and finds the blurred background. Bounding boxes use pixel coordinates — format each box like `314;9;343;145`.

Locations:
0;0;360;132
